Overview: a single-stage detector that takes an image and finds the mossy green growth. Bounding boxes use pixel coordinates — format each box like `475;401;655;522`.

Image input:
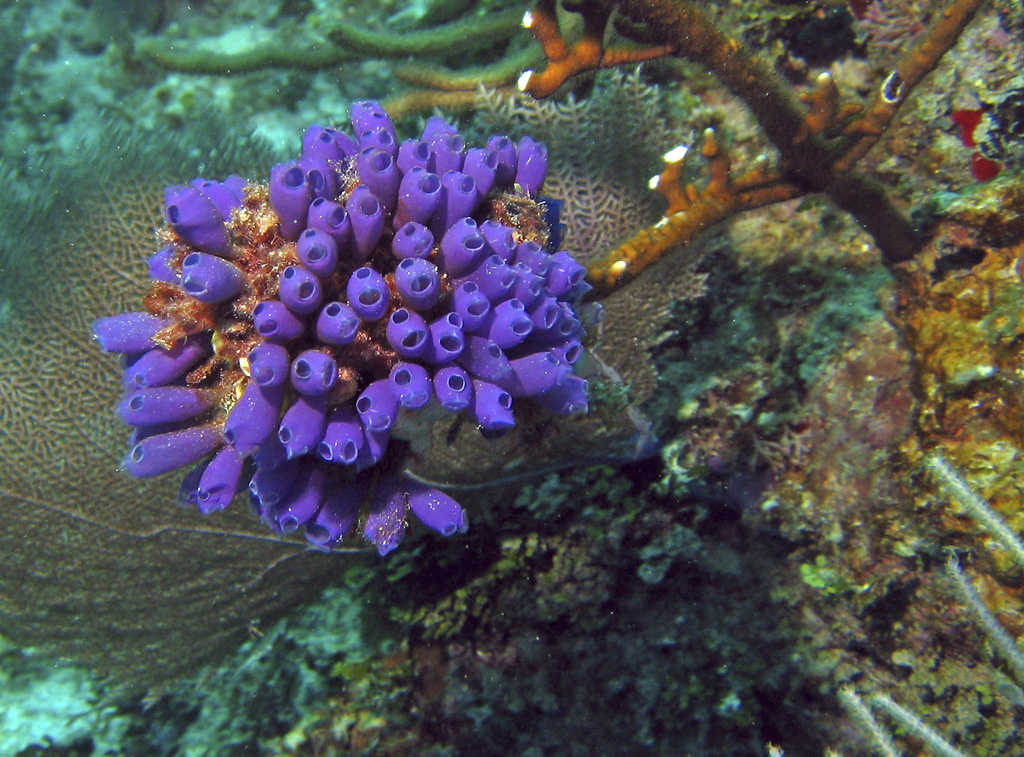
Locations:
799;555;859;597
511;465;633;524
406;532;549;639
637;522;703;584
588;376;634;418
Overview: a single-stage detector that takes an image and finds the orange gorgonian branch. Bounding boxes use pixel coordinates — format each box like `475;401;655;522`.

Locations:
519;0;988;292
518;0;675;99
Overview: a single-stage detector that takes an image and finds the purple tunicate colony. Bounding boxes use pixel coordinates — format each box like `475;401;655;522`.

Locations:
92;101;592;555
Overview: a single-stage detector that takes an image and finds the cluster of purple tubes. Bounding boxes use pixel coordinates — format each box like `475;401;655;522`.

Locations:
92;101;591;555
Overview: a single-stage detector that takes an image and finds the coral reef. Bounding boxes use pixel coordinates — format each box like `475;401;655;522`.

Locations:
520;0;986;291
766;172;1024;754
203;463;824;757
2;0;1024;753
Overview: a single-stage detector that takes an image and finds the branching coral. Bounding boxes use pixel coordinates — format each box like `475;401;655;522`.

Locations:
519;0;988;291
133;6;540;119
135;8;527;74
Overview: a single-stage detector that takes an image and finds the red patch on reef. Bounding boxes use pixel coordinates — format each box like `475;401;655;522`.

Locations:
847;0;871;20
951;108;1003;181
951;108;983;147
968;153;1002;182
